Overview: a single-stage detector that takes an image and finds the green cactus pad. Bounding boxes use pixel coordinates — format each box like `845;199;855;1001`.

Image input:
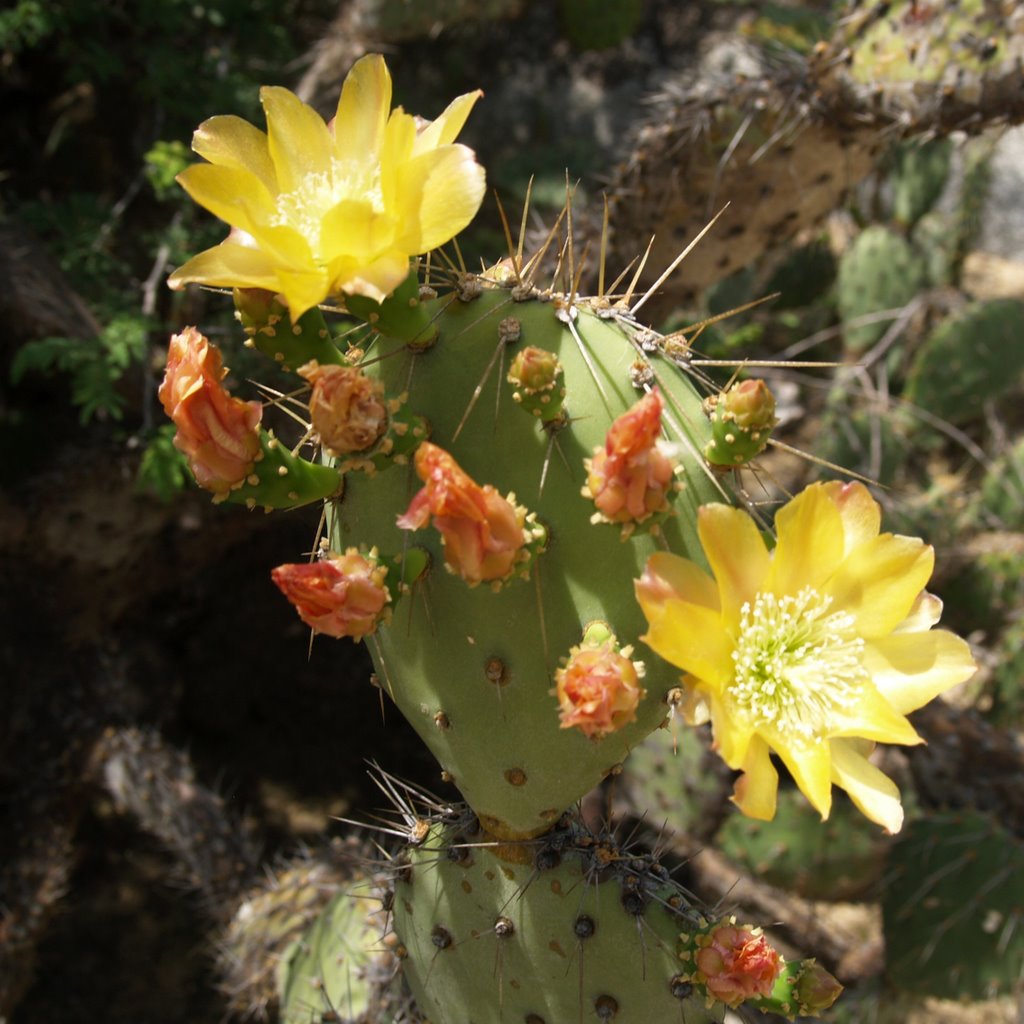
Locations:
277;875;401;1024
716;790;887;903
235;290;347;371
888;139;952;228
836;225;927;353
392;808;723;1024
329;284;730;839
904;299;1024;427
882;811;1024;1000
617;722;734;847
224;430;343;511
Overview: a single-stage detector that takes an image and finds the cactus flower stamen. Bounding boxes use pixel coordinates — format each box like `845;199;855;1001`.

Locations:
271;548;390;640
554;624;646;739
168;55;485;320
158;326;262;498
584;388;676;528
397;442;527;586
635;481;977;833
298;361;388;455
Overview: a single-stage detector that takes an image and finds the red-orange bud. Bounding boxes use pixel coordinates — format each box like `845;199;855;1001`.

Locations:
159;327;262;497
298;361;388;455
585;389;675;524
397;442;526;585
554;625;645;739
271;549;390;640
695;924;783;1007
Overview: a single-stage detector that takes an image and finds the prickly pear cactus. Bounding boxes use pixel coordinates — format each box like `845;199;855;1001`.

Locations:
156;50;991;1024
836;225;928;352
325;282;727;841
882;812;1024;1000
903;298;1024;426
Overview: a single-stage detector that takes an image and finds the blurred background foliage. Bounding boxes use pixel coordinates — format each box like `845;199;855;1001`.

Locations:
2;2;1023;1022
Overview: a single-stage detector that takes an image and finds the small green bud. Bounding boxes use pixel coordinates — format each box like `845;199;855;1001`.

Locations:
703;378;778;468
507;346;567;423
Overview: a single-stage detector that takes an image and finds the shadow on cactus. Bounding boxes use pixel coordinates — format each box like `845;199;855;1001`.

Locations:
156;51;985;1023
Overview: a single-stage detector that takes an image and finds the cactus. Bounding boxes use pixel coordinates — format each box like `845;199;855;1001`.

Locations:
903;298;1024;426
391;802;836;1022
887;139;953;229
882;811;1024;1000
836;225;928;353
715;792;887;903
153;50;981;1024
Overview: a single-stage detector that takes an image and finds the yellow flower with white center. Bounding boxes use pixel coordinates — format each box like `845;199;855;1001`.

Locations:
634;481;976;833
168;54;485;320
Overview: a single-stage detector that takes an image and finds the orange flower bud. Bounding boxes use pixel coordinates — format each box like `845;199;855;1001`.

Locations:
585;389;675;525
159;327;262;497
397;442;526;585
694;924;782;1007
298;361;388;455
270;549;390;640
554;624;646;739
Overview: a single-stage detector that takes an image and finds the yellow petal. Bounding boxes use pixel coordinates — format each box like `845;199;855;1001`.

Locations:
333;54;391;157
329;250;411;305
177;163;277;236
635;554;733;686
396;145;487;252
767;483;845;597
830;738;904;833
731;735;778;820
862;631;977;715
275;267;331;322
824;480;881;555
379;109;419;207
168;241;282;292
413;89;483;152
893;591;944;633
709;694;755;771
824;533;934;639
320;198;385;263
261;86;334;194
831;683;922;746
191;115;277;194
776;738;833;819
697;503;770;630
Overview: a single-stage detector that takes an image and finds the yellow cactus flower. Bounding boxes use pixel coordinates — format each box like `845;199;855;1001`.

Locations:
168;54;485;320
635;481;976;833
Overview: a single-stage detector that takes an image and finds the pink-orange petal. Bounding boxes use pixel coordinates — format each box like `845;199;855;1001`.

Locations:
830;738;904;833
766;483;845;597
261;86;334;194
731;735;778;820
861;630;977;716
191;115;277;194
697;503;770;630
823;533;935;639
333;54;391;157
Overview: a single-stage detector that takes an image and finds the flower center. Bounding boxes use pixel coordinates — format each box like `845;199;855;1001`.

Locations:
272;158;384;255
730;587;867;740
